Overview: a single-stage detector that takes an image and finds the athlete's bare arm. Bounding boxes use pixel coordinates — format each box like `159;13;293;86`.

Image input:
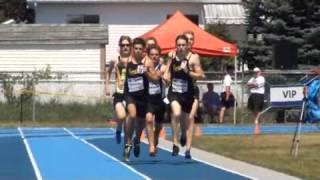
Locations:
105;59;116;96
144;56;160;82
163;56;173;84
167;50;176;59
115;62;125;90
188;53;205;80
159;64;167;77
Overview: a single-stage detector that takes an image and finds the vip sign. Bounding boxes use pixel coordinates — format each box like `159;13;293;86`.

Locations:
270;86;304;103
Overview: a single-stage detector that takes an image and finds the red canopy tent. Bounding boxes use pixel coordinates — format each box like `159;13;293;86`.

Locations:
141;11;239;123
140;10;238;57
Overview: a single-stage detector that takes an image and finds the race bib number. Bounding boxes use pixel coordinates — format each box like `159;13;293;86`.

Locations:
137;65;144;74
149;82;161;95
128;76;144;92
172;78;188;93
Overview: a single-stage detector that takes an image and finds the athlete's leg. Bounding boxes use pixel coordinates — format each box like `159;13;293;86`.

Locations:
133;116;145;158
154;120;162;147
185;111;194;159
219;106;226;123
125;103;136;144
181;98;198;147
123;103;136;161
145;112;156;156
171;100;181;156
115;102;126;144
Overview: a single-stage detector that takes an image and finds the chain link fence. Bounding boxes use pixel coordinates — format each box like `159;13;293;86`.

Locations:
0;70;310;124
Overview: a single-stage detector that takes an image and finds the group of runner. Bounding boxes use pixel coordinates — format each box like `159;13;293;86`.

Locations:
105;31;205;161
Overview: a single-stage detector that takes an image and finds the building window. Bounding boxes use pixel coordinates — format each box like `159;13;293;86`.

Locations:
67;15;100;24
167;14;199;25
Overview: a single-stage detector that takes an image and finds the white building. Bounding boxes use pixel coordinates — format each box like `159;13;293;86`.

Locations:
0;24;108;102
0;24;108;80
0;1;246;102
27;0;246;63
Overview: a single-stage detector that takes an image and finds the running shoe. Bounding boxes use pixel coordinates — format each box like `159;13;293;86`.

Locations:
154;136;159;147
133;137;140;158
149;145;156;157
172;144;179;156
116;130;121;144
185;150;191;159
123;143;132;162
180;133;186;147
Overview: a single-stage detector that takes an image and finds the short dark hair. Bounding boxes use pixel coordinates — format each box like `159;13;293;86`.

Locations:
183;30;194;37
147;44;161;55
226;65;234;71
175;34;188;44
118;35;132;46
207;83;213;88
145;37;158;45
133;37;146;47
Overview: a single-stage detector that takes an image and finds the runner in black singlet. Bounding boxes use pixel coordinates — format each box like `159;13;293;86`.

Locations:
145;44;166;156
105;35;131;144
123;38;147;161
164;34;204;159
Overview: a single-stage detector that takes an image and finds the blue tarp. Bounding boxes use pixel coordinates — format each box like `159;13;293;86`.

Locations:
305;80;320;123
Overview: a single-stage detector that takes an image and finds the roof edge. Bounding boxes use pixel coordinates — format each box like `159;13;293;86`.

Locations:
26;0;242;4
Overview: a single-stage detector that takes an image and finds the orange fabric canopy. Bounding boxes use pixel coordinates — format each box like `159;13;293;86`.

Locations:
140;11;238;57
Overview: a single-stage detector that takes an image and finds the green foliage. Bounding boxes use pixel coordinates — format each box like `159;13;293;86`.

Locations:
194;134;320;180
205;23;235;43
0;100;113;122
244;0;320;68
0;65;64;104
203;24;235;71
0;0;26;22
266;74;288;85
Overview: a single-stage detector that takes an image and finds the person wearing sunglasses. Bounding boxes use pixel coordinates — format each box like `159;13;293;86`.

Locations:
105;35;132;144
164;34;204;159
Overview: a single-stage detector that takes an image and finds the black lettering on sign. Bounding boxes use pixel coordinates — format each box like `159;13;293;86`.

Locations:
283;90;297;98
292;90;296;98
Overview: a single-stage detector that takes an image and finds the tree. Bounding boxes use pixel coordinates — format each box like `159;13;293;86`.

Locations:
202;23;235;71
0;66;65;104
244;0;320;68
0;0;34;23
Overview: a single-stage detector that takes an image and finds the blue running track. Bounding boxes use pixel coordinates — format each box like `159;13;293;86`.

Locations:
0;125;318;180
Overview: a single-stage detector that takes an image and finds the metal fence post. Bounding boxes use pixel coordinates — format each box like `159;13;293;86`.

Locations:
32;82;36;122
20;93;23;123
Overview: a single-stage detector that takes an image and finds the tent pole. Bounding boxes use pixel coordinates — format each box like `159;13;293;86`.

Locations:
233;56;237;125
241;58;245;124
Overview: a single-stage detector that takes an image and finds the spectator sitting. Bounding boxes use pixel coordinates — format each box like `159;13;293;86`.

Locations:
219;65;235;123
202;83;220;123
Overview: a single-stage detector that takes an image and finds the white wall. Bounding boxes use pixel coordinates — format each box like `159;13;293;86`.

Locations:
0;44;101;81
35;3;204;24
1;2;210;102
34;3;205;61
107;24;157;61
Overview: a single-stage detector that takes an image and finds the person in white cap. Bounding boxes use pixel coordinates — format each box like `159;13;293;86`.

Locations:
247;67;265;124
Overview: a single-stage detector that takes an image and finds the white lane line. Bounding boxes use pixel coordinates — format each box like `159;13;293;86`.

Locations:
18;127;43;180
147;139;258;180
84;135;115;140
64;128;151;180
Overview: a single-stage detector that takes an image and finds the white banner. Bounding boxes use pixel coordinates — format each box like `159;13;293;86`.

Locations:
270;86;304;102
